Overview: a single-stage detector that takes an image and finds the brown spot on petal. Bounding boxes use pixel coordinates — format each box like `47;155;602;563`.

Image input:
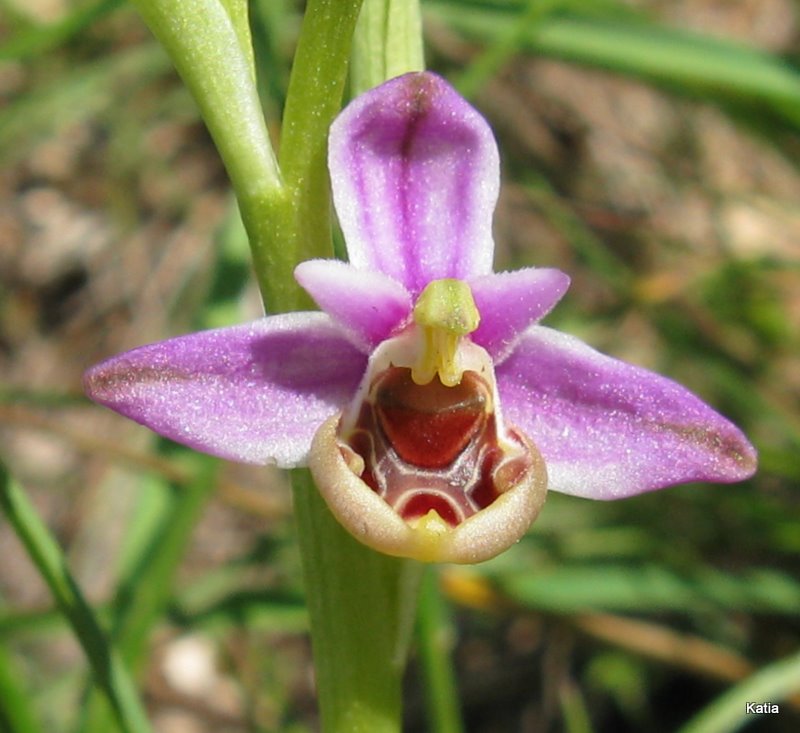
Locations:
661;421;757;477
85;361;191;400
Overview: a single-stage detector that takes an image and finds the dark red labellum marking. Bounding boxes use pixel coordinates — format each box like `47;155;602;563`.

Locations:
374;368;487;468
343;367;534;528
400;492;461;526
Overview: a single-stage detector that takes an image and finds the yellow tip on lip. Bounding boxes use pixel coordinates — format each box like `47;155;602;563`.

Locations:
411;279;480;386
309;414;548;564
408;509;449;562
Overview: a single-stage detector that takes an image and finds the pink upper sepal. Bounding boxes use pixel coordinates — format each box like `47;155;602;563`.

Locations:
329;72;499;294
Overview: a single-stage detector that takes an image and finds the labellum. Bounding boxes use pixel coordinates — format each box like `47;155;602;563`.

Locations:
309;281;548;564
345;366;535;529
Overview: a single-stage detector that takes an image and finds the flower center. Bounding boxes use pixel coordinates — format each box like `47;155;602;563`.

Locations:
324;278;541;548
343;363;533;528
411;279;480;387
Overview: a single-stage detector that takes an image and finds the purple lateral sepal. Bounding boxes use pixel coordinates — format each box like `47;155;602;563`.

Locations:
84;313;365;467
496;326;757;499
295;259;412;351
329;72;499;294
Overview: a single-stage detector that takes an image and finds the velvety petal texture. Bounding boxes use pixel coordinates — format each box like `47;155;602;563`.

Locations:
496;326;757;500
84;313;365;467
469;268;570;361
295;259;412;352
329;72;499;294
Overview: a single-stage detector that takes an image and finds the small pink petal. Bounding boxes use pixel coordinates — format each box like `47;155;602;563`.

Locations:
329;72;498;294
497;326;757;499
469;268;570;361
295;259;412;351
84;313;366;467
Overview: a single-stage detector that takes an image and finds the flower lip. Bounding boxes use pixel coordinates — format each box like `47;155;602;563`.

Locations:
309;413;548;564
309;326;548;563
398;491;461;527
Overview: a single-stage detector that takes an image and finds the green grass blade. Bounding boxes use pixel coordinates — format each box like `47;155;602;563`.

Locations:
677;649;800;733
497;563;800;614
0;641;45;733
416;568;464;733
428;5;800;126
80;456;217;733
0;461;152;733
0;0;124;62
0;44;172;165
111;458;218;664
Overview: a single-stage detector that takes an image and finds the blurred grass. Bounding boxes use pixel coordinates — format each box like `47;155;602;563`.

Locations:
0;460;152;733
0;0;123;62
1;0;799;731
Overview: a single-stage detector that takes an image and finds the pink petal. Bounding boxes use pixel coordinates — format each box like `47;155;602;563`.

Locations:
469;268;571;361
329;72;498;294
84;313;366;467
295;259;412;351
496;326;757;499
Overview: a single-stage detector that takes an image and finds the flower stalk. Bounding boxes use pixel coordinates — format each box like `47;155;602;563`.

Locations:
272;0;364;310
128;1;424;729
293;471;421;732
351;0;425;96
129;0;285;308
287;2;426;730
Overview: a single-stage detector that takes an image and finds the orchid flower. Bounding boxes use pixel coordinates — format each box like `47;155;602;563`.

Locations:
84;72;756;564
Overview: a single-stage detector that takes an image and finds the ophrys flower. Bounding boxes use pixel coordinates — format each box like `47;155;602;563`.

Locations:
85;72;757;563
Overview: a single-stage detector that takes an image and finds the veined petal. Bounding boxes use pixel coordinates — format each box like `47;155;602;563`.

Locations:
497;326;757;499
295;259;412;352
329;72;499;294
84;313;366;467
469;268;571;361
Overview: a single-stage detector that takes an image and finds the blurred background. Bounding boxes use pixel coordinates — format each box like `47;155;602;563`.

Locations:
1;1;799;731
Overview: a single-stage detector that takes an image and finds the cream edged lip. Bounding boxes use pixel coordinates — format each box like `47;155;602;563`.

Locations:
309;414;548;564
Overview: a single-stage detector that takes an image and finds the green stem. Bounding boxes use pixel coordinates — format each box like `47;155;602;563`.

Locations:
350;0;424;96
293;471;422;732
129;0;285;308
265;0;365;312
277;3;426;731
133;2;426;730
0;461;152;733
